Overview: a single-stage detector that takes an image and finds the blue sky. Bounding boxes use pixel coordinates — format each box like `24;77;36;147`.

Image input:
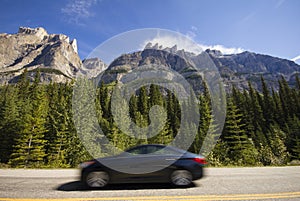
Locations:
0;0;299;62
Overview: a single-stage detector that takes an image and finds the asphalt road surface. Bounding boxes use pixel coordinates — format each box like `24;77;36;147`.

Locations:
0;166;300;201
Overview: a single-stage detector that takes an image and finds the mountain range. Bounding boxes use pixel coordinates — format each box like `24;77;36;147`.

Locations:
0;27;299;92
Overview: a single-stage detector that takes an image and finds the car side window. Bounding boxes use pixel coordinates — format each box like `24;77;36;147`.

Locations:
146;146;179;155
154;147;179;155
127;146;147;155
145;146;161;154
126;145;179;155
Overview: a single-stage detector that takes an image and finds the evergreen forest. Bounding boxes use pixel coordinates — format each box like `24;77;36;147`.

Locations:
0;69;300;168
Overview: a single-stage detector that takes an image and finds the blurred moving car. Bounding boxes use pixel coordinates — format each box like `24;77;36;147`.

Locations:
80;144;206;188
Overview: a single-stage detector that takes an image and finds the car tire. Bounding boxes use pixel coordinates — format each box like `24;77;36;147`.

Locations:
85;171;109;188
170;170;193;187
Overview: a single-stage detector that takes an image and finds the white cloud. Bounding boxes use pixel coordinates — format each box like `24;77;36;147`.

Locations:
187;26;244;54
200;44;245;55
61;0;98;24
186;30;197;40
292;55;300;63
186;26;198;39
143;34;244;55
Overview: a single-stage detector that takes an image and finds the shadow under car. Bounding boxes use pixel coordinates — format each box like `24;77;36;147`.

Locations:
56;180;197;191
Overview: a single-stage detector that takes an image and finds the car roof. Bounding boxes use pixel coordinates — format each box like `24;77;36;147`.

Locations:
125;144;187;154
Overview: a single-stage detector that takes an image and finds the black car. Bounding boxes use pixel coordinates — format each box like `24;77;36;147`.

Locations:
80;144;206;188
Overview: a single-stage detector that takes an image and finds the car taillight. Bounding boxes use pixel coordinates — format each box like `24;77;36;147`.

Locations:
193;157;207;165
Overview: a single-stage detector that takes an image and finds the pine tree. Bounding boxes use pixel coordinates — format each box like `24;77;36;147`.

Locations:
9;69;48;167
129;94;138;124
272;88;284;125
232;86;257;141
138;86;149;119
149;84;163;107
148;84;170;144
110;85;135;148
72;78;105;160
291;137;300;160
222;98;258;165
207;139;230;166
166;91;180;137
193;93;211;153
248;82;267;146
279;76;293;118
0;85;20;163
241;89;255;139
285;115;300;157
133;111;149;144
290;88;300;119
63;81;91;167
17;69;30;98
99;81;111;120
45;83;70;167
296;75;300;91
268;125;288;165
148;106;170;145
232;85;244;109
261;76;275;126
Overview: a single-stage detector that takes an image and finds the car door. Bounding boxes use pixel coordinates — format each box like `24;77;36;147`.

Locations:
125;145;179;182
102;145;152;182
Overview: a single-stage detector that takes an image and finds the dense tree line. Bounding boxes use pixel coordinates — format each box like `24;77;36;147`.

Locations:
0;70;299;168
209;76;300;166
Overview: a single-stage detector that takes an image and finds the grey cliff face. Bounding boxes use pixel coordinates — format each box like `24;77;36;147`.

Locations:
100;48;207;94
207;50;300;91
100;43;300;92
80;58;107;79
0;27;82;84
102;49;193;81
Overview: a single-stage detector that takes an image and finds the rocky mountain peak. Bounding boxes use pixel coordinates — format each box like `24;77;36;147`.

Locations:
70;39;78;53
145;42;179;54
17;27;78;53
205;49;223;57
80;57;107;78
0;27;82;84
18;27;48;39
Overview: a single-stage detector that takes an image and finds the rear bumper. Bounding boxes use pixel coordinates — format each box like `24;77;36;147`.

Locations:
192;167;204;180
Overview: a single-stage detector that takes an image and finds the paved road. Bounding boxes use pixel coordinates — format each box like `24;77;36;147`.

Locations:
0;167;300;200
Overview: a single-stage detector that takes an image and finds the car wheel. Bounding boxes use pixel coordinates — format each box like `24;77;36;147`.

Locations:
170;170;192;186
85;171;109;188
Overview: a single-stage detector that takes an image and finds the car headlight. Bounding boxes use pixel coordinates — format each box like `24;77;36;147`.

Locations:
79;160;96;168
